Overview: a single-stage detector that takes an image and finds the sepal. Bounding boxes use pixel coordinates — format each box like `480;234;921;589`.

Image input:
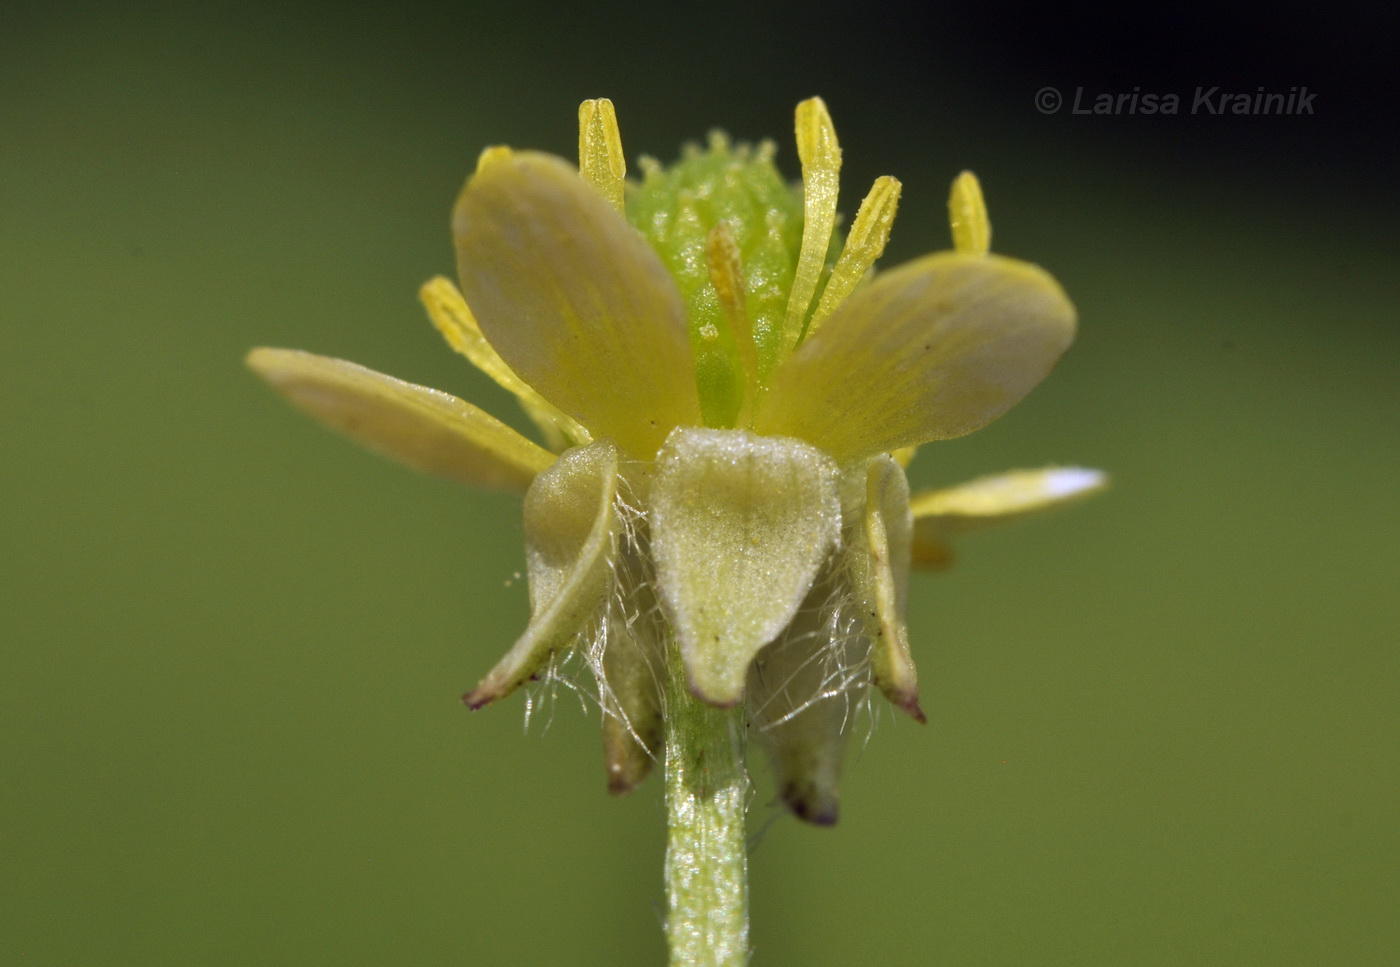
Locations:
464;441;620;707
747;577;864;825
650;428;840;706
599;577;666;793
847;456;923;721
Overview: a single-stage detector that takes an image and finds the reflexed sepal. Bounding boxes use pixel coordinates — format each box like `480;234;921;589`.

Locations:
650;427;841;706
747;578;866;825
599;576;666;793
464;441;620;708
847;456;923;721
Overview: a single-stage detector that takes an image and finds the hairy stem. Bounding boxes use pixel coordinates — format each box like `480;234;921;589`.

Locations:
663;641;750;967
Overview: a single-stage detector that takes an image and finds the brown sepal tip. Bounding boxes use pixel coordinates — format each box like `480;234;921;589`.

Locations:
606;768;643;796
461;689;493;710
901;696;928;725
879;687;927;724
782;784;840;826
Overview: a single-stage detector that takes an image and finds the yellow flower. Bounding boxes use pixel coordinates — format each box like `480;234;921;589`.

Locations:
247;98;1104;823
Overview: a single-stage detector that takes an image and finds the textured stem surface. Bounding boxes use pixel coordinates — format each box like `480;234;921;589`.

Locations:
663;643;750;967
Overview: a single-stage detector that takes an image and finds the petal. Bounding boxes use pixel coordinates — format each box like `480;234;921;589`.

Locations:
453;151;701;458
463;441;620;708
419;276;589;451
650;427;841;706
747;575;866;825
246;347;552;493
910;466;1108;570
754;252;1076;462
846;456;924;721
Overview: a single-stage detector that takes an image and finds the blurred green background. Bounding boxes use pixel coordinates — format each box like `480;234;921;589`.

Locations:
4;2;1397;964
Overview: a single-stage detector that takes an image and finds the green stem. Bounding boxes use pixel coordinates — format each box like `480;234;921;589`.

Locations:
663;641;750;967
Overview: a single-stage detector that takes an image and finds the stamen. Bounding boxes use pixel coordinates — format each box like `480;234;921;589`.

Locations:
807;175;902;334
705;221;761;417
780;97;842;353
948;170;991;255
577;98;627;214
476;145;513;172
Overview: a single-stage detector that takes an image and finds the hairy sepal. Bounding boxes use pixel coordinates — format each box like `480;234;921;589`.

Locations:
650;427;840;706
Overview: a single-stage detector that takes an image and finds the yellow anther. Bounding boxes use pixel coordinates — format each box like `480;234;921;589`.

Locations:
475;145;514;172
948;170;991;255
808;175;902;333
781;97;842;352
705;221;761;416
578;98;627;214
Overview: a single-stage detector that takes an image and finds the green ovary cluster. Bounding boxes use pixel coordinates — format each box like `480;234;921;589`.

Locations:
628;136;842;427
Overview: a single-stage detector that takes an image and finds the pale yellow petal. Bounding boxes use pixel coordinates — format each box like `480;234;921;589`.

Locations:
909;466;1107;569
948;170;991;256
780;97;842;352
246;347;552;493
847;456;922;721
808;175;901;334
419;276;589;450
910;466;1108;571
910;466;1107;524
755;252;1076;462
454;152;701;458
577;98;627;214
464;441;620;708
650;428;841;706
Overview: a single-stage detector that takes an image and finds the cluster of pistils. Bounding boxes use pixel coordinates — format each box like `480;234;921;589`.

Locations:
246;94;1106;825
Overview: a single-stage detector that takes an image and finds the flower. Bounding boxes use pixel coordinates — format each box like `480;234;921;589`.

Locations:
247;97;1104;823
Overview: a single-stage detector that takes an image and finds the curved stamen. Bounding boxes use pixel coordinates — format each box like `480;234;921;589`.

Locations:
807;175;902;335
780;97;842;354
705;221;761;423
